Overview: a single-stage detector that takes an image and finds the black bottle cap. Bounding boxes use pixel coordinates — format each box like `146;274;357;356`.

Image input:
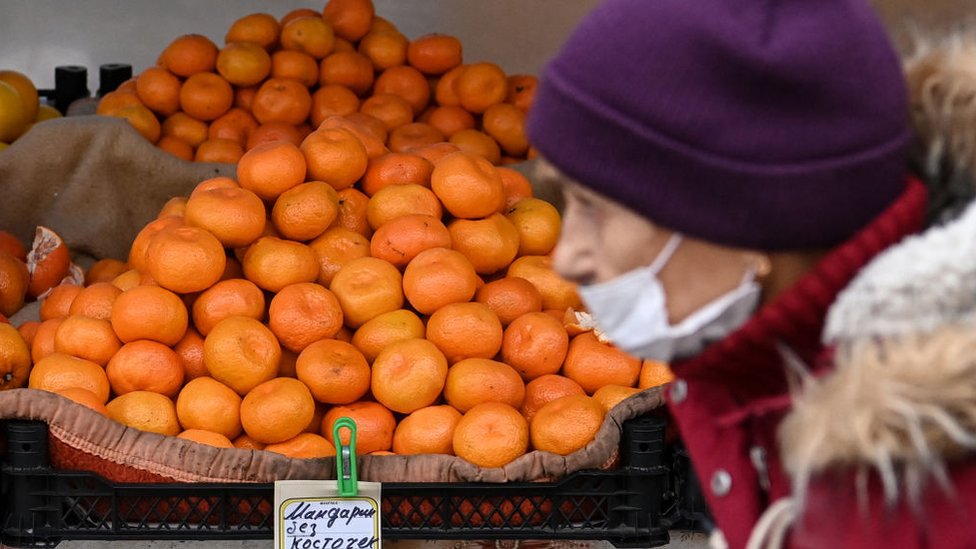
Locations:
98;63;133;97
54;65;90;114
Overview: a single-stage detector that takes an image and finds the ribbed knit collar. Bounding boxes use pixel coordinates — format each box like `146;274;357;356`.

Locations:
671;178;928;403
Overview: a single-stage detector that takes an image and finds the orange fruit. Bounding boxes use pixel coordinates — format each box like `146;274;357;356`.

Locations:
455;62;507;114
161;112;209;148
332;187;373;238
407;142;461;165
158;197;188;219
361;152;433;196
407;34;463;75
271;181;339;241
501;311;570;380
402;247;478;315
318;51;375;96
204;316;281;395
242;236;319;293
368;16;399;34
434;65;465;107
322;400;395;455
177;429;234;448
638;359;676;389
393;405;462;455
0;251;28;317
144;225;226;294
106;391;181;436
322;0;375;42
301;126;369;190
280;16;336;59
426;105;476;138
447;213;519;275
194;138;245;163
530;395;604;455
240;377;315;444
317;114;387;158
295;338;370;404
270;50;320;88
110;269;149;292
54;387;108;415
128;216;184;272
135;66;181;116
268;282;344;352
482;103;528;157
359;93;413;131
506;74;538;112
369;214;451;269
157;136;193;160
175;327;207;380
30;318;63;363
237;141;307;200
350;308;425;363
175;376;243;439
246;120;305;149
160;34;218;77
592;384;642;412
387;122;446;154
310;84;360;127
0;70;38;125
505;198;561;256
208;107;259;145
265;433;336;458
216;42;272;87
27;226;72;299
453;402;528;468
371;338;448;414
280;7;321;26
373;65;430;116
366;184;442;230
16;320;40;347
179;72;234;122
96;89;143;116
444;357;525;412
520;374;585;423
53;315;121;366
278;348;300;378
191;278;265;336
111;285;188;346
0;231;27;261
29;353;110;403
426;302;503;365
225;12;281;51
474;277;543;326
308;227;370;286
0;323;30;390
106;340;184;397
358;30;408;70
329;256;403;328
497;167;534;209
233;434;266;450
430;152;505;219
252;77;312;126
563;332;641;394
184;185;266;248
449;129;501;165
507;255;581;312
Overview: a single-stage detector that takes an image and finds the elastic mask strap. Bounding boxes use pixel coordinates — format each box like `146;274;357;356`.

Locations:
647;233;683;275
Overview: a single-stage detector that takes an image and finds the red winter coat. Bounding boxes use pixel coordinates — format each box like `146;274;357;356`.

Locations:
666;178;939;548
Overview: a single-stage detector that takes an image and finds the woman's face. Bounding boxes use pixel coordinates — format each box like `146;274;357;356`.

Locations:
545;163;760;324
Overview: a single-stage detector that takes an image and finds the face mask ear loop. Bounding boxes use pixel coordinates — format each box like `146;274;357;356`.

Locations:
647;233;683;275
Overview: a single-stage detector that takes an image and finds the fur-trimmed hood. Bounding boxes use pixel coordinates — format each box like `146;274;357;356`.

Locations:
778;31;976;506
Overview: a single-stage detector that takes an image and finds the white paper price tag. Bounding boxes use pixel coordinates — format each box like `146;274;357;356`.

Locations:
274;480;381;549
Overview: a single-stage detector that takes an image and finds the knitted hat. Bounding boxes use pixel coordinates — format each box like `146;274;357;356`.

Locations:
527;0;912;251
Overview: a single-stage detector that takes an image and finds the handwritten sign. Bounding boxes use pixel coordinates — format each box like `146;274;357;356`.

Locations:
275;480;381;549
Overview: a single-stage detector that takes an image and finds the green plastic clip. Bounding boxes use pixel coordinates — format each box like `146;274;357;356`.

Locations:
333;417;358;497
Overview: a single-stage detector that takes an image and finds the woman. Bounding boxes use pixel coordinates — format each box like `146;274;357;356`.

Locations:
527;0;976;546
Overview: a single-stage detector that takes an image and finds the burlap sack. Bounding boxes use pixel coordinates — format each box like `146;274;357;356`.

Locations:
0;115;235;261
0;387;663;483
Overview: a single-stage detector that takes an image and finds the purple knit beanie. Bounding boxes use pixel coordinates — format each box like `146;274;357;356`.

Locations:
527;0;911;251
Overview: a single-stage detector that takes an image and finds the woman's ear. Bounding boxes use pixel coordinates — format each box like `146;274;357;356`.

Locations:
749;253;773;280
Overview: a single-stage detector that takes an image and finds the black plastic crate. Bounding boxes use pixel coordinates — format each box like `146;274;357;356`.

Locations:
0;416;690;548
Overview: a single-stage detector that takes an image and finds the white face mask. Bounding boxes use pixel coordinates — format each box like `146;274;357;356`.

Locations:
577;234;761;362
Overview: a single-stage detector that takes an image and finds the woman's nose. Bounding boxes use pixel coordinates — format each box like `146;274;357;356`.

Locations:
552;227;596;285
